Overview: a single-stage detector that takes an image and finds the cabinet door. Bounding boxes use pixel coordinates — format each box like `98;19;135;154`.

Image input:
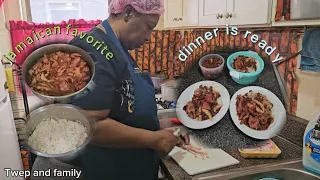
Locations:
226;0;272;25
182;0;199;27
164;0;184;28
199;0;227;26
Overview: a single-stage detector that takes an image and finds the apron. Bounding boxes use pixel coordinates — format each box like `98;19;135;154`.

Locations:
80;20;161;180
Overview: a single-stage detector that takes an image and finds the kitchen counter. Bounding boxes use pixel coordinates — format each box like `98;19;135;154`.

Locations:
158;111;305;180
158;51;309;180
174;52;287;149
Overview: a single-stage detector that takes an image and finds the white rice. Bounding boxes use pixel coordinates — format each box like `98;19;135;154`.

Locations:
28;117;88;154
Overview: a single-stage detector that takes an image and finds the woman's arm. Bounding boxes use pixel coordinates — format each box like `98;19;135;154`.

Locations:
91;116;180;157
91;118;157;149
80;109;180;157
82;109;158;149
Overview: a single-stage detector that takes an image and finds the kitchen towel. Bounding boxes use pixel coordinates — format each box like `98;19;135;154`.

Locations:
300;28;320;72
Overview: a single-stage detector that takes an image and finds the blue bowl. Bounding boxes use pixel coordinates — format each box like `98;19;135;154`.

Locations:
226;51;265;85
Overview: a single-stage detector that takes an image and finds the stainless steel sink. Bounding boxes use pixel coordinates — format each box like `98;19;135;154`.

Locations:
192;160;320;180
229;169;319;180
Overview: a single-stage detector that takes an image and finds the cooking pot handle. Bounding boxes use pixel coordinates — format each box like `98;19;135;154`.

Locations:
74;78;97;100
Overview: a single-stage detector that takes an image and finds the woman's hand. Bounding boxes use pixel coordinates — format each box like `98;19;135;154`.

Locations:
177;133;190;147
164;127;190;147
152;128;180;157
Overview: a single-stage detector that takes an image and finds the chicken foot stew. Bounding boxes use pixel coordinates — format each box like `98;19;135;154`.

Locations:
28;52;91;96
236;90;274;130
183;85;222;121
231;55;257;73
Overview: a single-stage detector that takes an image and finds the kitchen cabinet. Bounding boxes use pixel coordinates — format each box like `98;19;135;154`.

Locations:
199;0;272;26
199;0;227;26
226;0;272;25
271;0;320;26
164;0;199;28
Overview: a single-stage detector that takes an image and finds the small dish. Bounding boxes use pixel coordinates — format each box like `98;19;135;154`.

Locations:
227;51;265;85
199;54;225;80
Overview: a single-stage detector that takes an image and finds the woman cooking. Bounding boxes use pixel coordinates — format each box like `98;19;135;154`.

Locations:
31;0;189;180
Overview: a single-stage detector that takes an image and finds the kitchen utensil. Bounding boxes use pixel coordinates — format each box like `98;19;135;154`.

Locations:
151;71;168;90
160;78;181;102
173;128;181;136
227;51;265;85
229;86;286;140
173;130;204;155
169;140;239;176
173;128;187;140
170;118;182;124
176;81;230;129
199;54;225;80
22;44;97;103
24;104;95;162
275;50;301;66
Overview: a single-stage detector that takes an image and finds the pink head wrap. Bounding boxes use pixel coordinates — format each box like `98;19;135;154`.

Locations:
109;0;165;16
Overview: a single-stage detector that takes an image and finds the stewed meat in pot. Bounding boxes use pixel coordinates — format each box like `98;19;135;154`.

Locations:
28;52;91;96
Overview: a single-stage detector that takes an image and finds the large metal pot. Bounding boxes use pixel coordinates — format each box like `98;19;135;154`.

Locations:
160;78;181;102
24;104;95;162
22;44;96;103
151;71;168;89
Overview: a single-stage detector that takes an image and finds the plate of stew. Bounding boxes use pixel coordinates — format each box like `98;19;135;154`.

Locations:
229;86;286;140
176;81;230;129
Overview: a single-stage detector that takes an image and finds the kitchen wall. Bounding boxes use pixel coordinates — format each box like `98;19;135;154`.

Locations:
9;26;301;118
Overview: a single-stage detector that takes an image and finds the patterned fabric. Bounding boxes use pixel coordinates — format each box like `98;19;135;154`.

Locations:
118;73;135;114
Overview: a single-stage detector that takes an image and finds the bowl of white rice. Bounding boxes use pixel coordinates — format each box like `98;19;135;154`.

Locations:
25;104;94;162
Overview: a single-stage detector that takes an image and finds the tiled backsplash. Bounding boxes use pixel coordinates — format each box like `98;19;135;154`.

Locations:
10;27;302;119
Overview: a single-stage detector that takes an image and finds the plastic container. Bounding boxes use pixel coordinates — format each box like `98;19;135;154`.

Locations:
238;139;281;158
199;54;225;80
227;51;265;85
303;110;320;175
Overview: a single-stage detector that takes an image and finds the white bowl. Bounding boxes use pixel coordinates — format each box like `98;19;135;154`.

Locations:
176;81;230;129
229;86;286;140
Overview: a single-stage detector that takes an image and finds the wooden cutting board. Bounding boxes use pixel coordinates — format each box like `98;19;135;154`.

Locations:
169;147;240;176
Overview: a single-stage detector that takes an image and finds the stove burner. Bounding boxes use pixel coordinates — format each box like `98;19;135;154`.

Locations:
155;89;161;94
156;98;176;109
